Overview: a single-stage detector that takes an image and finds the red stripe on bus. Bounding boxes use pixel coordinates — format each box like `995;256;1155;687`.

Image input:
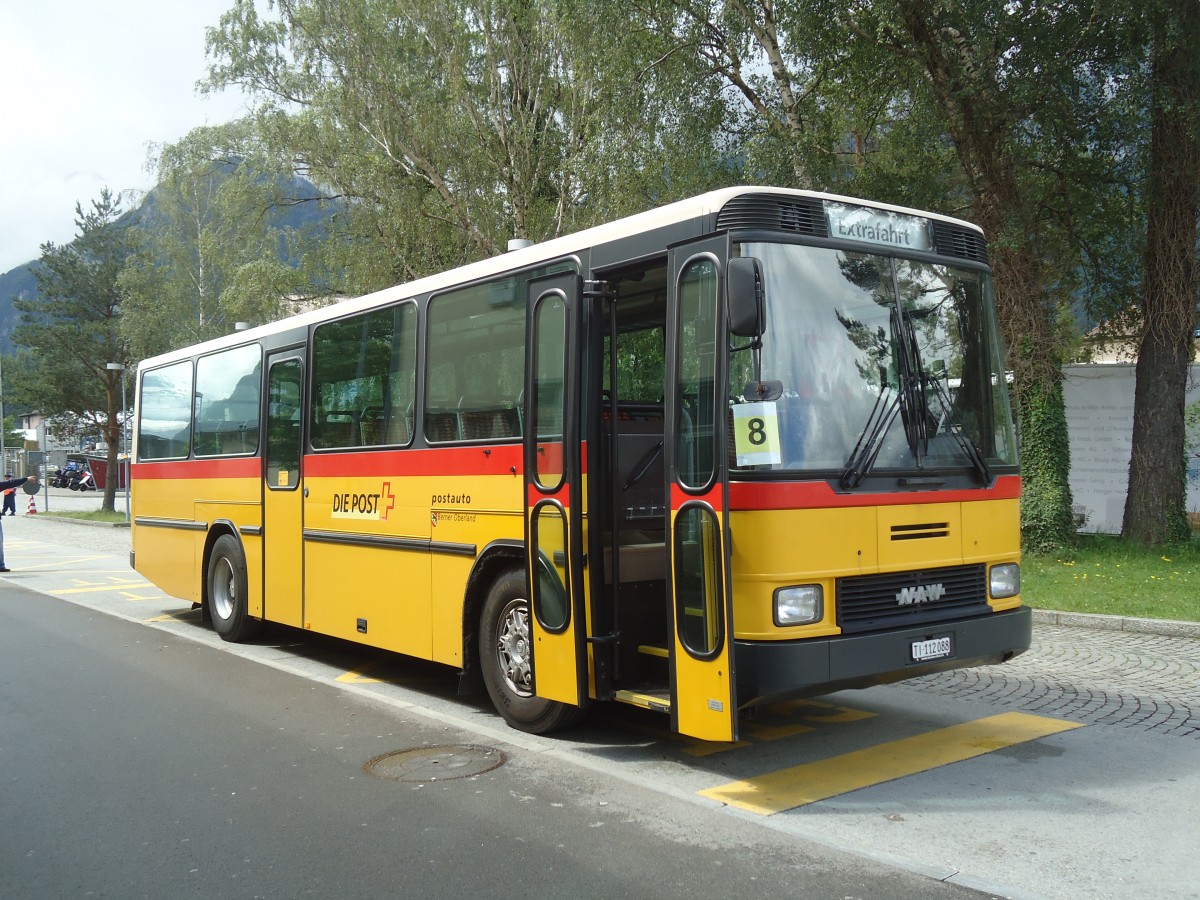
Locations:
304;444;524;477
132;457;260;479
727;474;1021;510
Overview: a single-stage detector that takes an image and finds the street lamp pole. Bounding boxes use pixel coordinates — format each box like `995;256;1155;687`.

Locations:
106;363;129;522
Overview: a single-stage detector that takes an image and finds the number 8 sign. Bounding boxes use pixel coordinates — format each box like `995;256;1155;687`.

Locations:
732;402;781;466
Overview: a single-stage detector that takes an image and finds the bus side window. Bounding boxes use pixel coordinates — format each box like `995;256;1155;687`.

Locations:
138;361;193;461
310;301;416;450
195;347;262;457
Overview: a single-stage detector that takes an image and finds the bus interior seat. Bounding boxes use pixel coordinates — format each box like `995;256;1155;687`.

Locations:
359;406;385;445
459;397;520;440
425;409;461;443
323;410;359;447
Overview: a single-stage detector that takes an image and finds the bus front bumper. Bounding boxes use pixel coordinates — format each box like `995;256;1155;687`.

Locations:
733;606;1032;708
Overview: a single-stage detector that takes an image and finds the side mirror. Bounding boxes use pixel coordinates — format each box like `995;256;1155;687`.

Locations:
727;257;764;338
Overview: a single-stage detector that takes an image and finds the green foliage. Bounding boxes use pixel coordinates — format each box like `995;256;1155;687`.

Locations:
14;191;130;424
205;0;685;290
1016;379;1076;553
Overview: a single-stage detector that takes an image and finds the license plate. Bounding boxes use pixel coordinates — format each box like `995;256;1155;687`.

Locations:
911;635;952;662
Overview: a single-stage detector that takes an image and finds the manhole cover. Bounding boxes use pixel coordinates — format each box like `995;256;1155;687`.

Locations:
364;745;507;782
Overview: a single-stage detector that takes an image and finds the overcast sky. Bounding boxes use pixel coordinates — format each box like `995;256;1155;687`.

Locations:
0;1;249;273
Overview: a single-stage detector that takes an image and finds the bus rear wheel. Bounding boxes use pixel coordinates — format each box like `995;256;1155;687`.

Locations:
479;568;583;734
207;534;261;643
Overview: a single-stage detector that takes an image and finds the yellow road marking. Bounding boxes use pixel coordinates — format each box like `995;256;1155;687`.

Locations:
50;580;154;595
699;712;1084;815
680;737;753;757
766;698;878;724
336;666;384;684
146;609;201;623
8;557;117;572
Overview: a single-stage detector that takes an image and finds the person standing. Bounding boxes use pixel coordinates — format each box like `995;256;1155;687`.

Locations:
2;473;16;517
0;472;37;572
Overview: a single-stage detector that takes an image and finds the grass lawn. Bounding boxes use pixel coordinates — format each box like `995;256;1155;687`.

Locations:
37;509;129;525
1023;534;1200;622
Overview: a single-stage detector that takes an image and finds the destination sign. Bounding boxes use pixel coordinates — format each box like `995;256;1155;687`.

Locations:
825;202;932;252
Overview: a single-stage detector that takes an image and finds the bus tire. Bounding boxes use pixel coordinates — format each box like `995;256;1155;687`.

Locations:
207;534;261;643
479;568;583;734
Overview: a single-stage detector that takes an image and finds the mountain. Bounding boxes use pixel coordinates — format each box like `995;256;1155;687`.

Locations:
0;173;340;354
0;263;40;354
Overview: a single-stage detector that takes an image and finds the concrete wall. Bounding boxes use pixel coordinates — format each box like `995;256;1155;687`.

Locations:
1062;363;1200;534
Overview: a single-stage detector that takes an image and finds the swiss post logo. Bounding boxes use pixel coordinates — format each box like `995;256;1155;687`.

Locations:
332;482;396;521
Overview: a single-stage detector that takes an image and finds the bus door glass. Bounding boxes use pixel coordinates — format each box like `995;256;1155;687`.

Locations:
667;237;736;742
263;351;305;628
523;272;587;706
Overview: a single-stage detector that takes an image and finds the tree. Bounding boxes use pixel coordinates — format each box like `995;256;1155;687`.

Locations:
1121;0;1200;544
120;123;321;361
645;0;1086;550
13;190;133;514
643;0;841;189
203;0;604;290
202;0;734;293
820;0;1115;552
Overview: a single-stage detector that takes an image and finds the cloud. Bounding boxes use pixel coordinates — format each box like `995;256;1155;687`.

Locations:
0;1;248;273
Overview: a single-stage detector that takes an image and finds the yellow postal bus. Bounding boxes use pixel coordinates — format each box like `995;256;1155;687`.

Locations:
132;186;1030;741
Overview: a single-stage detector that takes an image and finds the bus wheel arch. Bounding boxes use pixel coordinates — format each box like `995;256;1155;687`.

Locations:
204;528;261;643
477;564;584;734
459;543;525;696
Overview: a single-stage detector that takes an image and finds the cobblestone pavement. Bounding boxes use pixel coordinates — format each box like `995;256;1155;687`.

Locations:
910;624;1200;738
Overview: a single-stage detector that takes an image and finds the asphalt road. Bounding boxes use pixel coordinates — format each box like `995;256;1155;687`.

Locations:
0;577;984;900
3;495;1199;899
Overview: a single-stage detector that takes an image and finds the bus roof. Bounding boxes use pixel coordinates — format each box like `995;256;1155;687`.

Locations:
138;185;983;371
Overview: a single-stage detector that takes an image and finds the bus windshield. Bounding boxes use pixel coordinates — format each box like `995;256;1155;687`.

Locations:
732;241;1017;479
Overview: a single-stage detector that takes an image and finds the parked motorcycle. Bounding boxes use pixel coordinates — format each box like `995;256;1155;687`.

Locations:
50;463;96;490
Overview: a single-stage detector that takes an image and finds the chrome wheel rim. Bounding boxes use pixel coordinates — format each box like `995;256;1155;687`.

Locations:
495;597;533;697
212;557;236;621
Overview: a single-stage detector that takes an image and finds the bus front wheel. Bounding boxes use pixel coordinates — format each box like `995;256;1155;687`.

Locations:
207;534;261;643
479;569;582;734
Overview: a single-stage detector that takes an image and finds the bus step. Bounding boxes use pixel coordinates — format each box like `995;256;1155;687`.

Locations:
614;689;671;713
637;644;669;658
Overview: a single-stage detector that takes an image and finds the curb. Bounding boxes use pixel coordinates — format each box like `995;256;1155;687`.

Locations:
1031;607;1200;639
23;514;129;529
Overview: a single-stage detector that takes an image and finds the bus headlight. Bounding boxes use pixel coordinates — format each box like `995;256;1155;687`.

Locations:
989;563;1020;599
774;585;822;626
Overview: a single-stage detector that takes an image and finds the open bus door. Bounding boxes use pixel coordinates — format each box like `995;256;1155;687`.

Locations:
666;238;737;742
523;272;588;708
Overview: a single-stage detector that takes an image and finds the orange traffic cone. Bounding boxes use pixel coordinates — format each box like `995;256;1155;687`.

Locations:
25;495;37;515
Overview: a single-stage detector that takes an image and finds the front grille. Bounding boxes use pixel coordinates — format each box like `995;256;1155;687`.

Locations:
716;195;828;237
836;564;989;635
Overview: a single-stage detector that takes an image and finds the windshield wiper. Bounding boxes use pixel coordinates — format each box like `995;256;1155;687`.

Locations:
841;305;930;489
926;374;992;485
841;369;902;489
896;305;928;462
